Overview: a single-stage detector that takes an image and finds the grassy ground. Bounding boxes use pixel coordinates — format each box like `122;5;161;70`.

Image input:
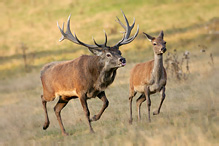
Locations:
0;0;219;145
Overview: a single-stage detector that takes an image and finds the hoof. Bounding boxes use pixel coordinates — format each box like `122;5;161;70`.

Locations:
91;115;98;122
153;111;159;115
62;132;69;136
43;122;50;130
90;129;95;134
129;119;133;125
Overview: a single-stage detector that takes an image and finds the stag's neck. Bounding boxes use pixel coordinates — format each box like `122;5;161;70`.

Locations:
90;56;117;91
96;68;117;91
152;54;164;83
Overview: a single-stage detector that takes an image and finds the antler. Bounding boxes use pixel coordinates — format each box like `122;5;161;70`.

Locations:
93;30;108;48
114;10;139;47
57;14;108;48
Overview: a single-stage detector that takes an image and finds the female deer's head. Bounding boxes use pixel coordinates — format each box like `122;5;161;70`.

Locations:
143;31;167;55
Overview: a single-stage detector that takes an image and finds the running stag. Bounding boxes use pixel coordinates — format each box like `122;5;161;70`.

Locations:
40;11;139;135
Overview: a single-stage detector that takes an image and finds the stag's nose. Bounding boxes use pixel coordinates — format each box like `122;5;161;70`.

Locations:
119;58;126;63
119;58;126;66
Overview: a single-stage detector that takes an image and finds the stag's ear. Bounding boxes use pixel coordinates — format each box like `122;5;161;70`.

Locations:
143;32;155;42
88;48;103;56
158;30;164;39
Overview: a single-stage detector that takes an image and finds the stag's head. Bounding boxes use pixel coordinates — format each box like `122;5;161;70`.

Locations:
88;46;126;69
143;31;167;55
57;10;139;69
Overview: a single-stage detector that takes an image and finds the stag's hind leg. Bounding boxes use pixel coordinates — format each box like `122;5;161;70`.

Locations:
153;87;166;115
54;96;69;136
41;95;50;130
136;94;146;121
91;92;109;122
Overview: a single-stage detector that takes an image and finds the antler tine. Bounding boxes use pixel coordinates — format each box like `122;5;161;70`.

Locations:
104;30;108;47
130;17;135;29
92;37;102;48
114;10;139;48
116;33;126;46
121;10;130;27
121;10;132;39
92;31;109;48
66;14;72;35
116;16;126;30
62;22;64;30
57;22;65;42
57;14;79;44
57;14;99;48
120;24;139;45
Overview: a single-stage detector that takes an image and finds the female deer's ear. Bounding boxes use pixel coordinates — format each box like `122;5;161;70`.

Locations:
143;32;155;42
88;48;103;56
158;30;164;39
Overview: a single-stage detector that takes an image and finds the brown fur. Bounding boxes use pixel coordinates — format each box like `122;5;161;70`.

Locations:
41;11;138;136
40;52;123;135
129;60;154;92
41;55;106;101
129;31;167;123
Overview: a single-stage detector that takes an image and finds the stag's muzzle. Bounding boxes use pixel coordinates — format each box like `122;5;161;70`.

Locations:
119;58;126;67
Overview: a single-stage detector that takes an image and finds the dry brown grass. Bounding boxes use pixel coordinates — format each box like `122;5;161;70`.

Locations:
0;0;219;145
0;49;218;145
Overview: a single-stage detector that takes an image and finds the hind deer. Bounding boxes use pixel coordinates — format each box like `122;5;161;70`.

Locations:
40;11;139;136
129;31;167;124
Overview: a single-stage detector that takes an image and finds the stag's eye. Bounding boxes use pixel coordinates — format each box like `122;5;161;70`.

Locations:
153;42;157;46
164;42;166;44
106;53;112;58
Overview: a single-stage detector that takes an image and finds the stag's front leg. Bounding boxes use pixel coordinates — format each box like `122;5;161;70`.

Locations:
144;86;151;122
91;92;109;122
153;87;166;115
79;95;94;133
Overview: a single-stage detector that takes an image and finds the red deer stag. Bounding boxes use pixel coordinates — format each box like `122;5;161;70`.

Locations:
40;11;139;135
129;31;167;124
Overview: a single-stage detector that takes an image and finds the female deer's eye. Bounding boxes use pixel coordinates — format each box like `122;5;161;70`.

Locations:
106;53;112;57
164;42;166;44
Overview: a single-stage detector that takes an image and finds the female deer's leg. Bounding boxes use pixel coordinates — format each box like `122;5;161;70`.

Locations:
79;95;94;133
136;94;146;121
54;96;69;136
144;86;151;122
91;92;109;122
41;95;50;130
129;90;136;124
153;87;166;115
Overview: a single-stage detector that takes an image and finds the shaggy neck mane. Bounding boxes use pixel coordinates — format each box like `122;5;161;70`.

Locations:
88;56;117;91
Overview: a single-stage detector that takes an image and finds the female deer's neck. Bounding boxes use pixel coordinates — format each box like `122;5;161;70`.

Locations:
152;54;164;82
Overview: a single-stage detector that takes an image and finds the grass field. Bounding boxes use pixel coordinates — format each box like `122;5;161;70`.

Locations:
0;0;219;145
